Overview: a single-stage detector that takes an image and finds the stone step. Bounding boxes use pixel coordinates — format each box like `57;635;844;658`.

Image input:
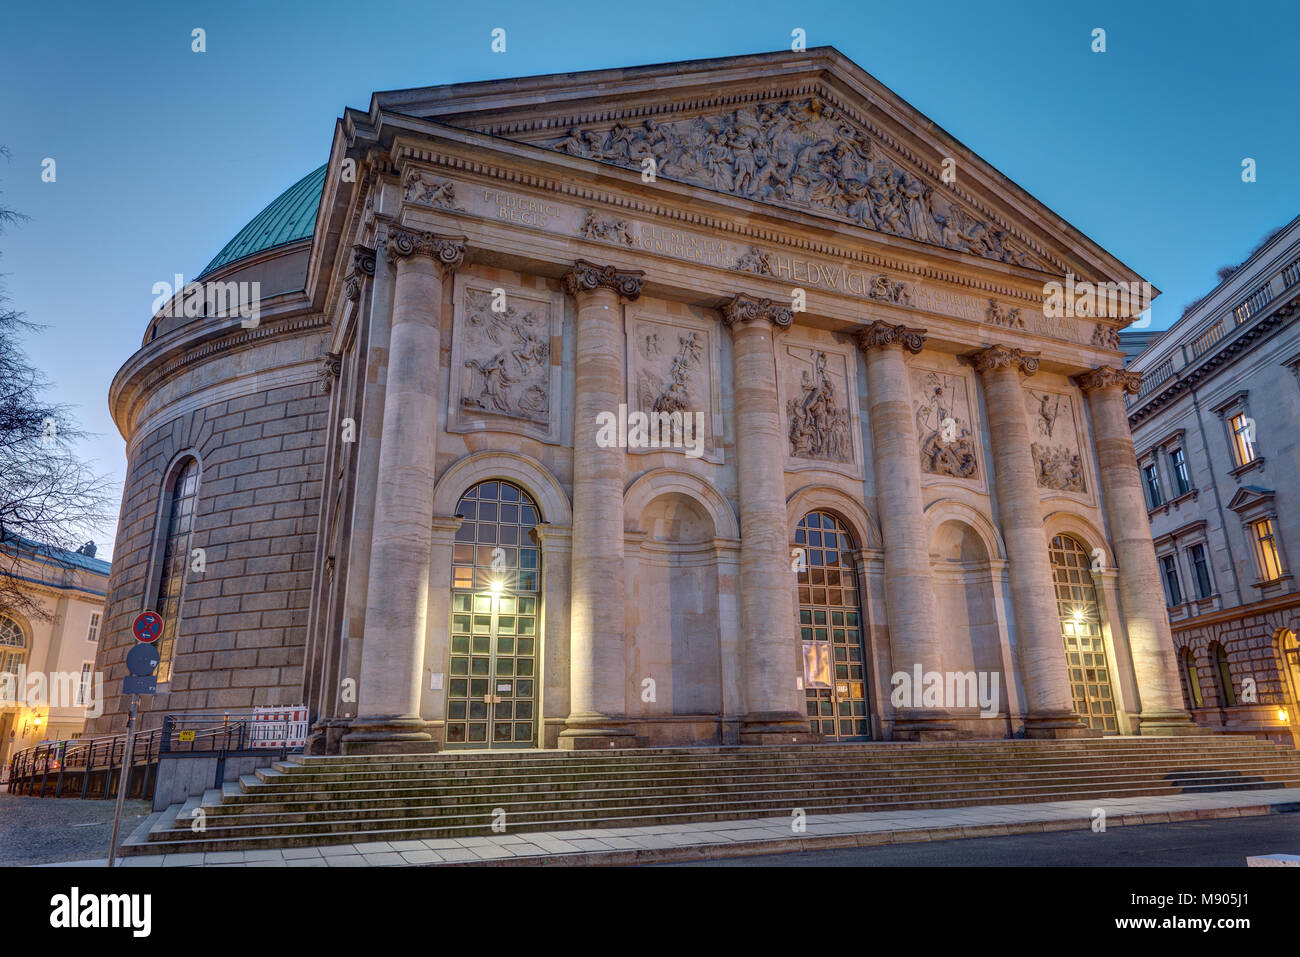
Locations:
131;776;1300;855
173;771;1300;830
219;759;1300;811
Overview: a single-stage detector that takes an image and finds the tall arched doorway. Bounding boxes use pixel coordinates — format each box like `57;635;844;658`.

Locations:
1277;629;1300;725
446;480;541;748
1049;534;1118;733
795;510;870;740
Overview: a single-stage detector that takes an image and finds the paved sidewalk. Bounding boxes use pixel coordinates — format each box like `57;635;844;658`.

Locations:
39;787;1300;867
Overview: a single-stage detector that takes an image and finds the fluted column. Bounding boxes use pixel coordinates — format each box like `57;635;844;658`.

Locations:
344;227;465;754
853;322;955;739
559;260;644;748
1075;366;1197;734
968;345;1092;738
722;295;818;743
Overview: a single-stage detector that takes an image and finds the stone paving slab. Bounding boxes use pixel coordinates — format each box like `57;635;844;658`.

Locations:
33;787;1300;867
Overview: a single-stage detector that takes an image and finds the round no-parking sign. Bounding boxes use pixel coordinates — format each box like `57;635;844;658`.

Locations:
131;610;163;643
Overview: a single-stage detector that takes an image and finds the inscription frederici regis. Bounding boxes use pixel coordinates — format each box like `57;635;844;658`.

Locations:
457;182;1078;341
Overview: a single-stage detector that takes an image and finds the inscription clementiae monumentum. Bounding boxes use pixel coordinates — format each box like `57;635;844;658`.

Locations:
546;96;1041;269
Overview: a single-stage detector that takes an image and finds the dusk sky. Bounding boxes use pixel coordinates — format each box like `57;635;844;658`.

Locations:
2;0;1296;558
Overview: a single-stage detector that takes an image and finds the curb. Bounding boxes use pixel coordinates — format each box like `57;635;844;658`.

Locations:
438;801;1300;867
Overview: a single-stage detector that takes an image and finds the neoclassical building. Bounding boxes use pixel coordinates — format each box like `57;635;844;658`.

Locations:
92;48;1194;751
1125;214;1300;745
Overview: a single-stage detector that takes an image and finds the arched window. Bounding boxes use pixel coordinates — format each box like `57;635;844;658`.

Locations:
1049;534;1117;732
152;459;200;683
1210;643;1236;707
447;480;542;747
795;510;869;740
1180;647;1203;709
0;616;26;676
1278;629;1300;722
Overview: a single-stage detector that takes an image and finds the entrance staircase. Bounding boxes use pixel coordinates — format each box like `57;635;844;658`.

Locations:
122;737;1300;856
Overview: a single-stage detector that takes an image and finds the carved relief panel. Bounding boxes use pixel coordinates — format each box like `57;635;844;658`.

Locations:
779;342;860;476
624;310;723;463
1023;387;1087;494
449;275;564;444
911;367;981;484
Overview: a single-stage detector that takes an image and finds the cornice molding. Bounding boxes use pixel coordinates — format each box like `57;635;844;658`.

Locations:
392;145;1049;308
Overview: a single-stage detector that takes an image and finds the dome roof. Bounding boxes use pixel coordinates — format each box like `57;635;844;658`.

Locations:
198;165;326;277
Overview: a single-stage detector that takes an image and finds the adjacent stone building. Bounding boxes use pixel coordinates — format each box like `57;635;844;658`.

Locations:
92;48;1195;751
1125;215;1300;746
1;536;110;768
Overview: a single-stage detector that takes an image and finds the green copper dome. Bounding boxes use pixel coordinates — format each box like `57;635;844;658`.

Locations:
198;165;326;277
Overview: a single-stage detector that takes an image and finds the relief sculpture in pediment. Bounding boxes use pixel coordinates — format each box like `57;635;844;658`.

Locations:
545;97;1039;268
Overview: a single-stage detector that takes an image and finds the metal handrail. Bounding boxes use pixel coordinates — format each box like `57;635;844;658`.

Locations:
5;711;266;798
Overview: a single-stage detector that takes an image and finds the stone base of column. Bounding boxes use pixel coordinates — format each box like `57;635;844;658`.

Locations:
557;714;638;750
738;712;822;745
340;715;439;755
891;710;961;741
1023;710;1099;739
1135;710;1209;736
305;718;350;756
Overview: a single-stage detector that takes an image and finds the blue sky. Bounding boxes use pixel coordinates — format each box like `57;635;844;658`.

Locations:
2;0;1296;558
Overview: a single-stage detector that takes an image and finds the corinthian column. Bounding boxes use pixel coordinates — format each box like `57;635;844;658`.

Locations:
853;322;954;739
344;227;465;754
1075;366;1197;734
722;295;818;744
968;345;1092;738
559;260;644;749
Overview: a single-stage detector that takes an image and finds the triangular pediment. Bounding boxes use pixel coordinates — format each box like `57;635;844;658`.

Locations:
1228;485;1274;513
367;48;1148;287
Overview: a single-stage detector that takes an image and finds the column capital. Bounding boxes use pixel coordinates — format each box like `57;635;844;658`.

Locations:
965;344;1040;376
852;321;927;355
563;259;645;301
720;293;793;331
384;226;466;273
1073;365;1142;395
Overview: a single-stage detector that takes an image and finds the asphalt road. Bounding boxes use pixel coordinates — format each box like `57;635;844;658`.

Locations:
667;814;1300;866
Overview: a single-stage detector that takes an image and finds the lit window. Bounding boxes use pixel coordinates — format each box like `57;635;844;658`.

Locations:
1212;644;1236;707
1250;519;1283;582
1160;555;1183;606
1170;447;1191;496
1143;463;1162;509
86;613;100;642
0;616;26;675
1180;648;1203;709
1188;543;1213;599
1230;413;1257;467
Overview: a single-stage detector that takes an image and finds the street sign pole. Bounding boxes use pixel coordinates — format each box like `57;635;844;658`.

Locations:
106;694;139;867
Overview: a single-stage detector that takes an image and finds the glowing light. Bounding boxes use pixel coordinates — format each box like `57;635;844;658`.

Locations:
1279;708;1289;723
489;578;503;596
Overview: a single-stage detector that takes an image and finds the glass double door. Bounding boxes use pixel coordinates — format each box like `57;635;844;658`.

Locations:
445;590;538;747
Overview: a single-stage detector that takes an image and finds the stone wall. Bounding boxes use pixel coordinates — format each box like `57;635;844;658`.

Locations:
90;377;327;733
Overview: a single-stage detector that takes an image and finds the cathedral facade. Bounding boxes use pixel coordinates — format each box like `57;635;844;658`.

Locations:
92;48;1194;751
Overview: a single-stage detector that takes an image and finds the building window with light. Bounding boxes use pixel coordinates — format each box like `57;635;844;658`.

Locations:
1170;447;1191;496
1180;647;1203;709
1210;643;1236;707
0;616;26;677
1187;543;1213;599
1250;518;1283;582
1143;463;1162;509
1159;554;1183;606
1229;412;1257;467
